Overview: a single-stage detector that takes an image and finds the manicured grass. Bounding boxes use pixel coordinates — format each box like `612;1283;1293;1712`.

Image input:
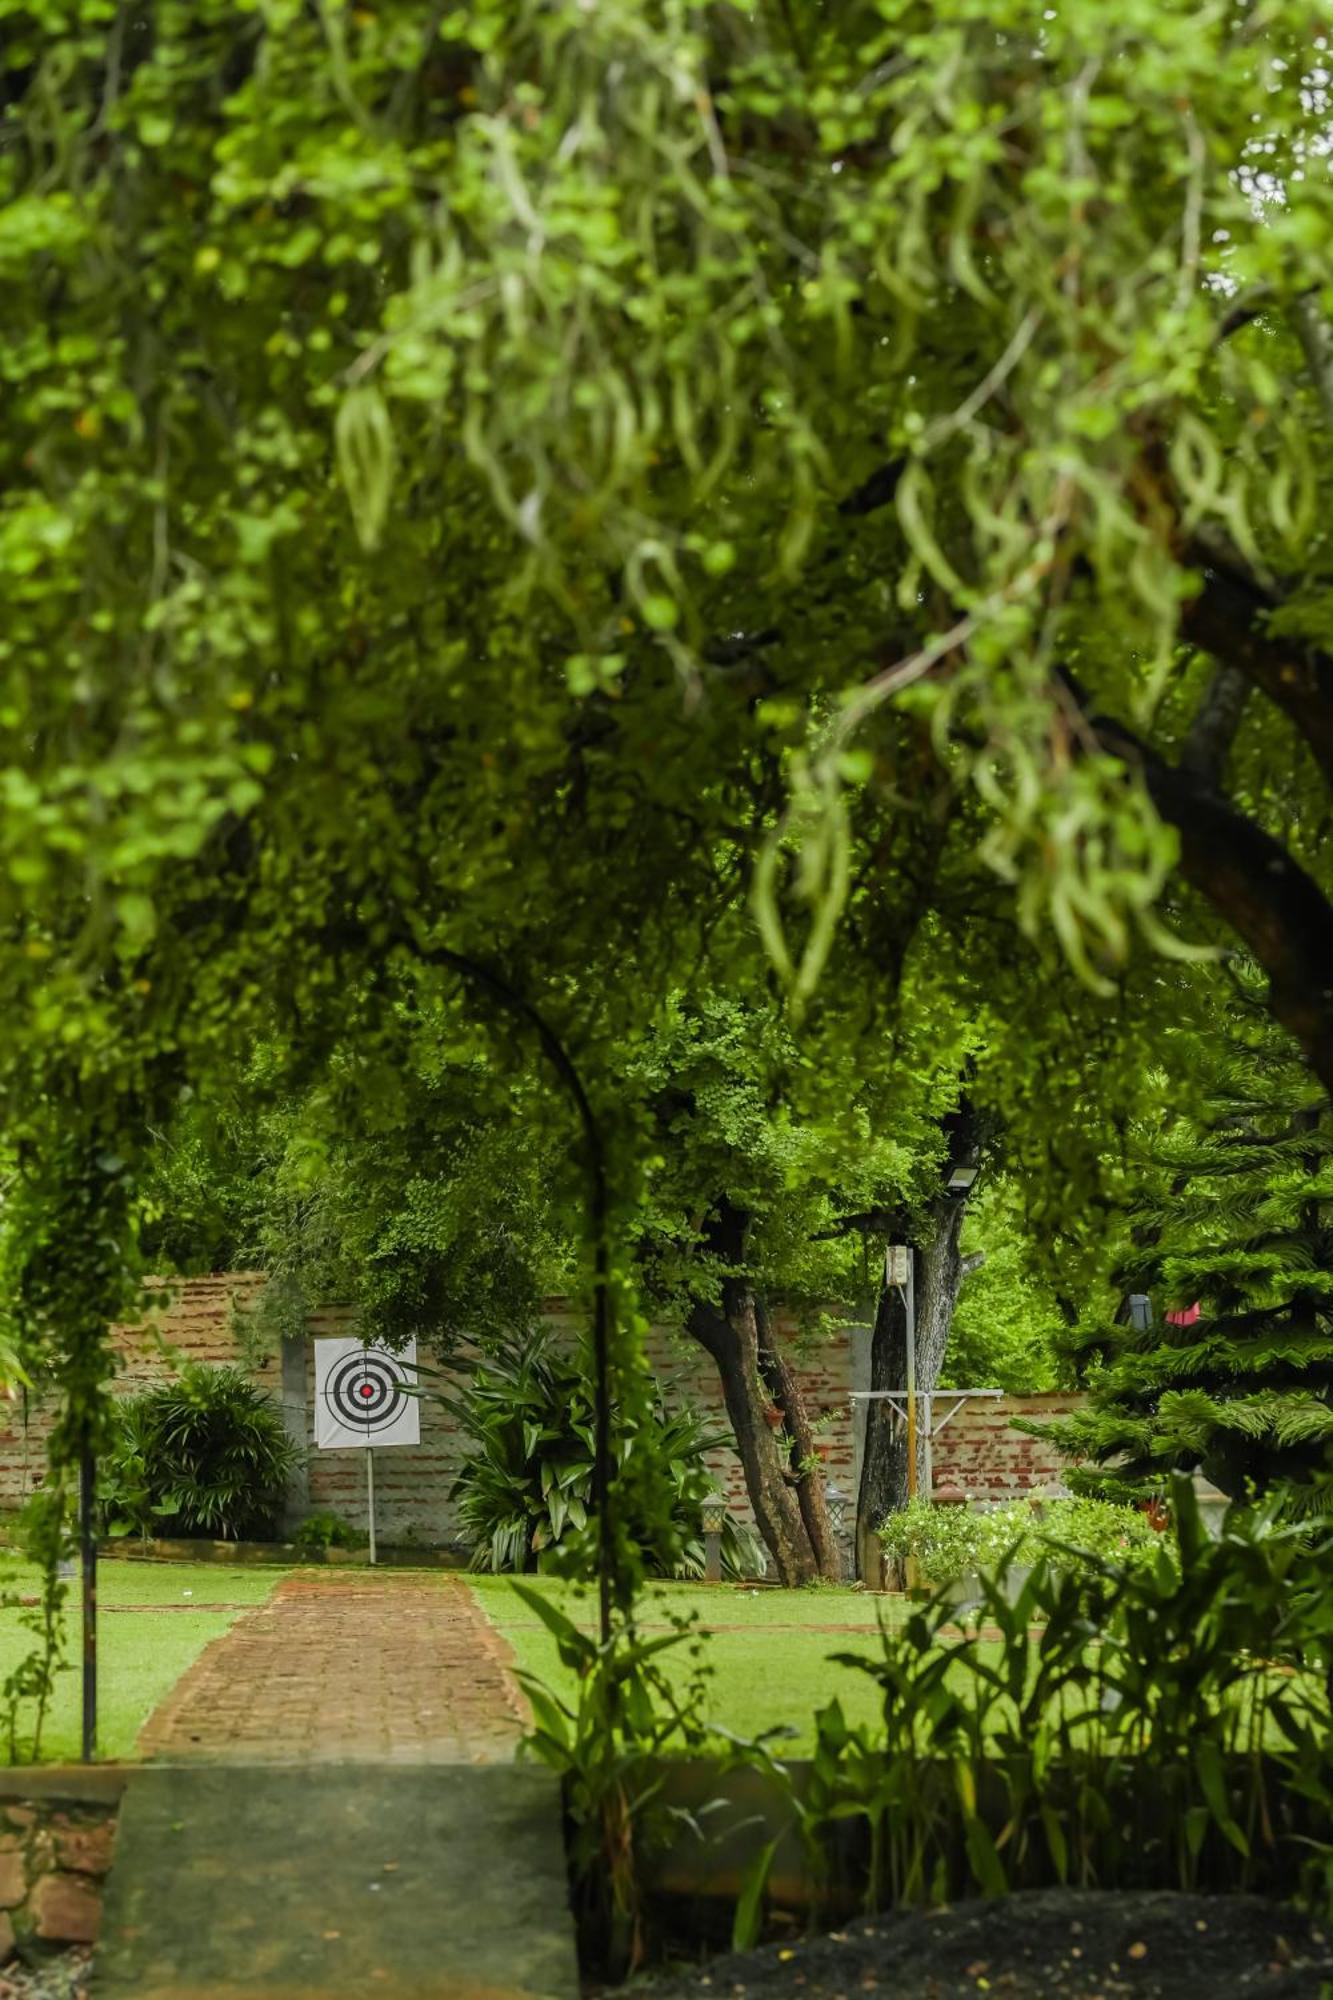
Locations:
470;1576;1317;1759
0;1556;286;1763
467;1576;910;1749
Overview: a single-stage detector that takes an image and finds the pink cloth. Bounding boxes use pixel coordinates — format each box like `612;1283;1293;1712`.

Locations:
1165;1303;1201;1326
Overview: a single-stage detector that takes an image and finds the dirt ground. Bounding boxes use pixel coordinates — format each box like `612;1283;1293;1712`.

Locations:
635;1890;1333;1999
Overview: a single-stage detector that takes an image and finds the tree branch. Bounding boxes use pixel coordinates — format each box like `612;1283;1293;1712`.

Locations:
1292;295;1333;428
1181;546;1333;790
1179;663;1250;785
1068;687;1333;1094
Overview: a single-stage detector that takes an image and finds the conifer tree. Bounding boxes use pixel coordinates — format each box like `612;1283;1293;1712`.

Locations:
1048;1024;1333;1503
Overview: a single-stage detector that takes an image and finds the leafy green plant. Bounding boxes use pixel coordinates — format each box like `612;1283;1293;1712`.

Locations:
1046;1021;1333;1502
740;1479;1333;1936
1;1485;69;1764
443;1331;765;1578
1033;1496;1167;1573
878;1494;1165;1585
99;1367;298;1542
98;1394;179;1542
513;1583;712;1979
293;1509;361;1555
877;1500;991;1585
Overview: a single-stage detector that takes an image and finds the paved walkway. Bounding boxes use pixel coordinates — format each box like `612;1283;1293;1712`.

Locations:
97;1573;576;1997
138;1571;526;1764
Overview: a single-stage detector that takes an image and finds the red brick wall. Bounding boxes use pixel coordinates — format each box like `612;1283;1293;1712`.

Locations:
0;1277;1083;1544
931;1391;1084;1499
0;1275;267;1513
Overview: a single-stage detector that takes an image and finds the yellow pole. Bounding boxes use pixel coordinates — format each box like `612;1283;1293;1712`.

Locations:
904;1250;917;1501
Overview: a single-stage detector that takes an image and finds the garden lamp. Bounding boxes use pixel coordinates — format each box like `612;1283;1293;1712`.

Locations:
702;1496;727;1583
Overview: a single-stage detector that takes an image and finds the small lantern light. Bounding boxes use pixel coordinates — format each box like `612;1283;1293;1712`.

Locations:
702;1495;727;1583
824;1477;848;1536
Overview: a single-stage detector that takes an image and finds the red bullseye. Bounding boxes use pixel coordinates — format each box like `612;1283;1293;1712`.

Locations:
323;1348;409;1434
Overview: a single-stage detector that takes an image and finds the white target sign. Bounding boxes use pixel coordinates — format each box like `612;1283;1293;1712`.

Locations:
314;1337;420;1451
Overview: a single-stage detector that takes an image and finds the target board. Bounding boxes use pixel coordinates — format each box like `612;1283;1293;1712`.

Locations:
314;1337;420;1450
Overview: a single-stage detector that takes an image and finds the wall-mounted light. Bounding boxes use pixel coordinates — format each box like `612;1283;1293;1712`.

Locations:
947;1163;979;1193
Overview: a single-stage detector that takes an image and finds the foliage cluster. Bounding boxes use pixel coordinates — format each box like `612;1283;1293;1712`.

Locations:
292;1509;362;1555
745;1483;1333;1931
99;1367;298;1543
509;1481;1333;1971
514;1580;713;1978
1;1488;68;1764
3;0;1333;1759
876;1495;1166;1586
443;1331;764;1580
1051;1011;1333;1502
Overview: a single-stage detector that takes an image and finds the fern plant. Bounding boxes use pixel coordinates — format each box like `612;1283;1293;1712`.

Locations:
100;1365;298;1541
1045;1025;1333;1502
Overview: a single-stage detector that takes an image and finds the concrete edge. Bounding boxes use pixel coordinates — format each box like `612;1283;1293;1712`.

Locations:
0;1763;130;1805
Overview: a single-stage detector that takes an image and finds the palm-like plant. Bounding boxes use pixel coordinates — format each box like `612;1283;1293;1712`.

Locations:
442;1331;764;1577
101;1365;298;1541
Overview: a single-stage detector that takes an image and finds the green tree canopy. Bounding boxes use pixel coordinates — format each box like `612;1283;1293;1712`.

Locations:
1049;990;1333;1502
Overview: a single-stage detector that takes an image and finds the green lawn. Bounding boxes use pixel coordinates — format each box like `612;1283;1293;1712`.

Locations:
467;1576;909;1749
0;1556;286;1764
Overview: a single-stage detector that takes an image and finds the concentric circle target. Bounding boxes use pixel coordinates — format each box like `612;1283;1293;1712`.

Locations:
323;1347;409;1435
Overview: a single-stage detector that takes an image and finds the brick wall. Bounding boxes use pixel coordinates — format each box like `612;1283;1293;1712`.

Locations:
931;1390;1083;1499
0;1277;1083;1546
0;1275;268;1514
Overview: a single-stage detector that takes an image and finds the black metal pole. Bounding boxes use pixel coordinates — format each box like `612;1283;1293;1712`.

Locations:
80;1448;96;1763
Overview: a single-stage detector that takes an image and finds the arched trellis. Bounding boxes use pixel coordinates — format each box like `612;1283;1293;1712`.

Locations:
420;942;620;1646
8;934;625;1764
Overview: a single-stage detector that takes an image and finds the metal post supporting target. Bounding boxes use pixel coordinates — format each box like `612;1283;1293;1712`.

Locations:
314;1339;420;1559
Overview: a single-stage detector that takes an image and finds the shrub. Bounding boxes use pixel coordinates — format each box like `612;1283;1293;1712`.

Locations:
293;1509;361;1554
1034;1495;1165;1573
877;1498;989;1584
878;1493;1166;1584
100;1366;298;1542
443;1330;766;1578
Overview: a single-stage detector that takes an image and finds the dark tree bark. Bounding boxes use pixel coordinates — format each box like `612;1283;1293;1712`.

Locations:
757;1298;840;1579
853;1099;984;1583
1179;664;1249;785
1181;548;1333;790
854;1271;909;1587
685;1200;823;1586
852;1191;976;1582
1075;697;1333;1098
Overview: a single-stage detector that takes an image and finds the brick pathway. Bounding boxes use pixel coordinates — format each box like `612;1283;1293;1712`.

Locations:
138;1572;526;1765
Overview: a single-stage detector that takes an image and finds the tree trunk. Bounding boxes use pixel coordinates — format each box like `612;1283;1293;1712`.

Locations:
757;1299;841;1580
853;1116;980;1582
854;1273;909;1587
689;1285;820;1585
685;1201;821;1586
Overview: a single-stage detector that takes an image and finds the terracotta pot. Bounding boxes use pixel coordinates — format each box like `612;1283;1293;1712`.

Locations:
762;1404;785;1429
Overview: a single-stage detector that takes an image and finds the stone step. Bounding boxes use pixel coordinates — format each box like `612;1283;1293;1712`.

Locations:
95;1763;579;1999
